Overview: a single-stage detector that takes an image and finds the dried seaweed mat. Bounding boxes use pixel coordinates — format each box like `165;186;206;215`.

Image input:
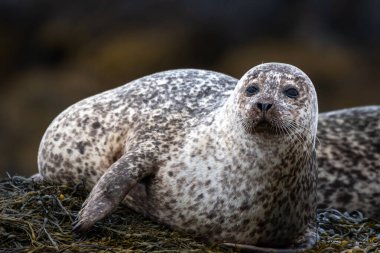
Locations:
0;175;379;253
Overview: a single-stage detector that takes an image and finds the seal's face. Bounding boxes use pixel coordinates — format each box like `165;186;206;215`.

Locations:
236;63;318;137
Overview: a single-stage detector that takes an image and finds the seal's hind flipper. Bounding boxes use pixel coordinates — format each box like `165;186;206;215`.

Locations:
72;152;156;233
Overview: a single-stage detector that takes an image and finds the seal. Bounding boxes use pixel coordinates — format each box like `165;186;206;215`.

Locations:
37;63;319;251
317;106;380;219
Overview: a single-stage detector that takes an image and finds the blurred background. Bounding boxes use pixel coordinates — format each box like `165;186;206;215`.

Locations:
0;0;379;177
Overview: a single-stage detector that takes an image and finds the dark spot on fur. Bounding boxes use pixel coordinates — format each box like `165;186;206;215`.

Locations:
207;188;216;194
49;166;56;173
207;212;217;220
336;192;353;204
243;219;250;225
77;141;87;155
92;122;101;129
176;177;185;186
239;202;250;211
196;193;204;200
53;133;61;141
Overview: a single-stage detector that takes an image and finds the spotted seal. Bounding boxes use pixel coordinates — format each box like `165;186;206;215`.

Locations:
37;63;318;251
317;106;380;219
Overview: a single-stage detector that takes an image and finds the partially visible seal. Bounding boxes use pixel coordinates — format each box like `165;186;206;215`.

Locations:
317;106;380;219
37;63;318;251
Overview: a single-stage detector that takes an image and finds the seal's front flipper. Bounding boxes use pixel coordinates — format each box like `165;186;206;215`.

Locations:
72;152;155;233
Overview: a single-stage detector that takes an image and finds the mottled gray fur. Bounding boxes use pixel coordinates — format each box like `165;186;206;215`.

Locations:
38;63;319;250
317;106;380;219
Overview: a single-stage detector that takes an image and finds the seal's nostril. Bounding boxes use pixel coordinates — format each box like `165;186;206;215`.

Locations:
257;103;272;112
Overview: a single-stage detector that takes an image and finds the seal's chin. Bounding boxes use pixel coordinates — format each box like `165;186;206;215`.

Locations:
254;119;272;131
252;118;280;135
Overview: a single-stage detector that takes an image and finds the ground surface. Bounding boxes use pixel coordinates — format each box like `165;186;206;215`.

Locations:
0;175;379;253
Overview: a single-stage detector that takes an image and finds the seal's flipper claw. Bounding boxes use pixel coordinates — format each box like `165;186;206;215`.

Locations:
72;153;154;234
72;217;90;234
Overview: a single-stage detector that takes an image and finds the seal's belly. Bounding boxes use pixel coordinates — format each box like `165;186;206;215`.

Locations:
124;171;309;246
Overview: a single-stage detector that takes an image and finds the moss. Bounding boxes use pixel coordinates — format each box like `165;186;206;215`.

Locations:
0;175;379;252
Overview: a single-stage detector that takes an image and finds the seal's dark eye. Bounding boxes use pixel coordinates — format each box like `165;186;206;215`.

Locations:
284;88;299;98
246;86;259;96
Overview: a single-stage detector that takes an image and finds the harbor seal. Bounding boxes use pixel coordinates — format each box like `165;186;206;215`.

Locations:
37;63;319;251
317;106;380;219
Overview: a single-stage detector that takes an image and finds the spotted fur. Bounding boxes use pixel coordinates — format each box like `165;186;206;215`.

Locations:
38;63;319;250
317;106;380;219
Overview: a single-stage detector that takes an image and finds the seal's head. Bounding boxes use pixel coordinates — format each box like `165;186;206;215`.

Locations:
234;63;318;138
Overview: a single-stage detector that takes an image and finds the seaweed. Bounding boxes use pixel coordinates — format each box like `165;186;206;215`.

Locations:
0;175;379;252
307;209;380;252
